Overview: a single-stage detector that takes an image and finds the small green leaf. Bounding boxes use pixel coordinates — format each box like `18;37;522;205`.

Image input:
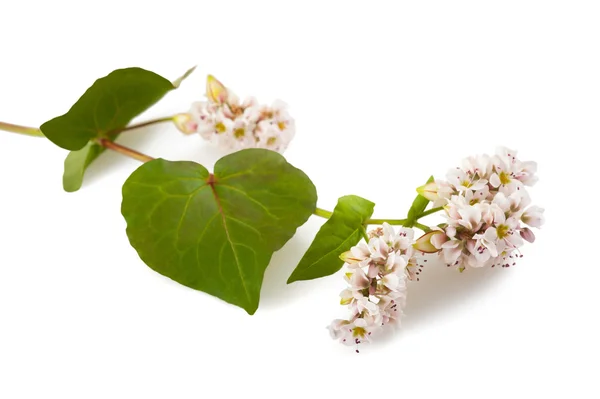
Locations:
287;195;375;284
62;142;105;192
172;65;197;88
44;66;194;192
406;176;434;227
40;67;187;151
121;149;317;314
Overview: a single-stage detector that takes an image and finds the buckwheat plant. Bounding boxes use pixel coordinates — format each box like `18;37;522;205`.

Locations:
0;66;544;352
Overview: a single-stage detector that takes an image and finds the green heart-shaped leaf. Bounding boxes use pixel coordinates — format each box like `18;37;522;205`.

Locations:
121;149;317;314
287;195;375;283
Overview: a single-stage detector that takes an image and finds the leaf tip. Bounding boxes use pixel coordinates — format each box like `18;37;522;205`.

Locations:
244;305;258;315
173;65;197;88
286;275;298;284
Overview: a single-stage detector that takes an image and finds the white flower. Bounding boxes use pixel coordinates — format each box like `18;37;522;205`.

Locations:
187;75;295;154
378;295;406;325
447;167;488;192
445;196;483;231
415;147;543;271
522;205;545;228
329;223;417;350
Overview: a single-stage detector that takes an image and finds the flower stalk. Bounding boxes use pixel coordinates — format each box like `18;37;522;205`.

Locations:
109;116;176;135
96;138;154;163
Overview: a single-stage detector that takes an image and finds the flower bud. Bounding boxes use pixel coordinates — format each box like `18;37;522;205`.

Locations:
206;74;228;104
417;181;439;201
413;230;446;253
521;206;545;228
173;113;197;134
520;227;536;243
339;251;362;264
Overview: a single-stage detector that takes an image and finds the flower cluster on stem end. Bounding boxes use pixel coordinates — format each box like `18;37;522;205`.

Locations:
328;223;422;352
175;75;295;153
415;147;545;272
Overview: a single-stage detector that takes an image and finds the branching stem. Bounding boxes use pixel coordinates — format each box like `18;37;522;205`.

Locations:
96;138;154;163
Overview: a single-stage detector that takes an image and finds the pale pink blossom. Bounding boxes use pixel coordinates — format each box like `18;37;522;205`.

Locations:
186;75;295;153
329;223;419;350
522;205;545;228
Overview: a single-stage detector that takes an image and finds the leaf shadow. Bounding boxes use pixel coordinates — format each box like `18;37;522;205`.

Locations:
369;258;509;348
82;125;167;187
259;226;333;310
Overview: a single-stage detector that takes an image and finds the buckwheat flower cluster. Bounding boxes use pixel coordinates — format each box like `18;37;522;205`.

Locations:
328;223;420;351
415;147;545;271
175;75;295;153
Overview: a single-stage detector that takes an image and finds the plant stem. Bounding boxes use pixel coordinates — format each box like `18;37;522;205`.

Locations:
418;206;444;219
313;207;333;219
413;222;431;232
359;226;369;241
0;121;44;137
96;138;154;163
110;116;175;135
365;218;408;226
314;207;410;227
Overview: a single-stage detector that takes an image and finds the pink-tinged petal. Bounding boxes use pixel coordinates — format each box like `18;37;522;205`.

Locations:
382;274;400;290
393;254;408;271
492;205;505;224
443;246;462;264
522;206;545;228
431;231;449;249
413;231;444;253
367;263;380;278
350;268;370;289
486;241;499;257
467;254;487;268
445;225;457;238
466;239;476;254
458;206;482;230
382;222;396;243
369;283;377;296
506;231;524;248
492;192;510;210
352;241;370;258
490;173;501;188
328;319;348;339
506;216;520;230
357;298;379;316
354;318;368;328
470;179;488;191
398;227;415;241
441;239;459;249
384;251;396;269
369;237;388;260
484;226;498;241
520;227;536;243
472;248;491;263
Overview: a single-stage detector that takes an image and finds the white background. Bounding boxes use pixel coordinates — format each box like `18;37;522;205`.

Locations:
1;1;598;398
